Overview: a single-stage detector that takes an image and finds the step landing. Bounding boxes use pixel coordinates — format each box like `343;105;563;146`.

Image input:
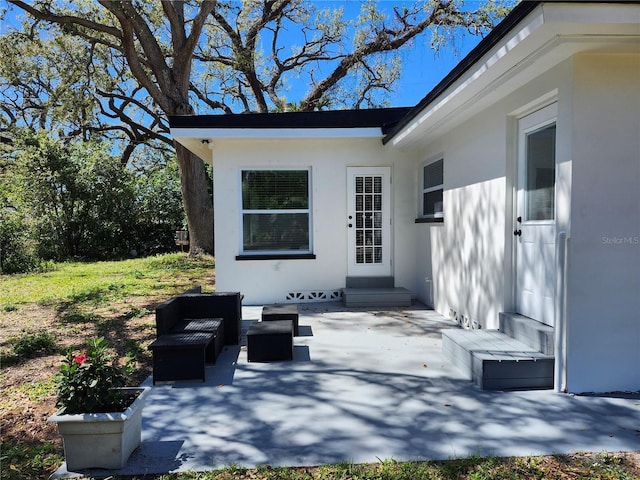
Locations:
342;287;412;307
345;276;394;288
442;329;554;390
499;312;555;355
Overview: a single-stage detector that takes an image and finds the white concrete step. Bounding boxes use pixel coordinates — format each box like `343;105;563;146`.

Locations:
341;287;412;307
499;312;555;355
442;329;554;390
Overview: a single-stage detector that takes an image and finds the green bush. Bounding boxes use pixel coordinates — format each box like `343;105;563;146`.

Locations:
5;132;186;263
11;330;57;358
0;209;41;274
54;337;134;414
130;159;186;256
1;330;58;366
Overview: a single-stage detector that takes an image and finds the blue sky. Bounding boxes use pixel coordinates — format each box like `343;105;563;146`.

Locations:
0;0;487;110
314;0;487;107
387;34;479;107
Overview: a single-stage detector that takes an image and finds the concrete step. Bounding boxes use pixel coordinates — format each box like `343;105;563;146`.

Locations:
442;329;554;390
345;276;395;288
499;312;555;355
341;287;412;307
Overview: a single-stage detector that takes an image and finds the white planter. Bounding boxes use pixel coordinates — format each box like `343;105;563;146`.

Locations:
48;387;150;471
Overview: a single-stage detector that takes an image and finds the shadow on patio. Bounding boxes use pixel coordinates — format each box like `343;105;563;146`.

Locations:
54;302;640;477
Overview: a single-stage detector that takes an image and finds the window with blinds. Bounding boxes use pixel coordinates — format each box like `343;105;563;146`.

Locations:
241;170;311;253
421;159;443;220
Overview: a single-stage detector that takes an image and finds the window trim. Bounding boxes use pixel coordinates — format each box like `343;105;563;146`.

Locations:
236;253;316;261
238;168;313;257
417;157;444;223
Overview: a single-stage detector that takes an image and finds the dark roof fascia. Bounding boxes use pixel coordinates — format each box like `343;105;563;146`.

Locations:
169;107;413;135
382;1;542;145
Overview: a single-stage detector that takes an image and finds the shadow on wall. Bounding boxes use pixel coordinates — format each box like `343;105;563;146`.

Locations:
432;179;506;329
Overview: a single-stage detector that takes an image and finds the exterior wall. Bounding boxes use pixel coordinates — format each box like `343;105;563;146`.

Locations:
414;61;573;330
415;117;508;329
565;54;640;393
212;137;416;304
413;53;640;392
205;50;640;393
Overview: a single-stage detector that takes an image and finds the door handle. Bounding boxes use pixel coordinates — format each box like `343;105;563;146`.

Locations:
514;229;522;236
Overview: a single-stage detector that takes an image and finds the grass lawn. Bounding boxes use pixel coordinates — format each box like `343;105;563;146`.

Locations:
0;254;638;480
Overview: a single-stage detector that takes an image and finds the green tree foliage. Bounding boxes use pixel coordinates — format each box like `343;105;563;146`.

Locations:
2;1;511;254
11;132;136;260
0;202;40;274
132;157;187;256
1;130;185;270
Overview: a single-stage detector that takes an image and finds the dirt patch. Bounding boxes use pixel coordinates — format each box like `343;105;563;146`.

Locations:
0;292;169;477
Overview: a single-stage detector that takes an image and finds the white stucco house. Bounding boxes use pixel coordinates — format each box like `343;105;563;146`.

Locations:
170;1;639;394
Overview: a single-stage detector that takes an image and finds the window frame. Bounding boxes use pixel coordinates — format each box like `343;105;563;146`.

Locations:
237;168;314;259
416;157;444;224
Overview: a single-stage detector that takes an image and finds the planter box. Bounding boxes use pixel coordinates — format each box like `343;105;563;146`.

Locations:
48;387;150;471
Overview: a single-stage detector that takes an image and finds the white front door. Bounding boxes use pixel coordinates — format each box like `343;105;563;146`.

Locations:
515;104;557;326
347;167;392;277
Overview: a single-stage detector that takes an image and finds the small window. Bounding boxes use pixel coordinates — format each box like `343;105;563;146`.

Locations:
419;159;443;221
240;169;311;255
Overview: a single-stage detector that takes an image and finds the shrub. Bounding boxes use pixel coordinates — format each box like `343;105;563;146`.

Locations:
54;337;135;414
11;330;57;358
0;210;41;274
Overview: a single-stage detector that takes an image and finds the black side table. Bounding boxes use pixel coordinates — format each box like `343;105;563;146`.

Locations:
262;304;299;336
247;320;293;362
149;332;213;383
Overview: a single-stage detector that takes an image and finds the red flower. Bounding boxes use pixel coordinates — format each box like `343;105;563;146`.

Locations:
73;354;88;365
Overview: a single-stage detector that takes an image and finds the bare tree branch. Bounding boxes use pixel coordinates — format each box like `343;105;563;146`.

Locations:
7;1;122;38
97;1;172;112
189;83;234;114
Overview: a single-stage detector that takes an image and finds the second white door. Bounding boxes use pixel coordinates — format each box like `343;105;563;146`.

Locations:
515;104;558;326
347;167;392;278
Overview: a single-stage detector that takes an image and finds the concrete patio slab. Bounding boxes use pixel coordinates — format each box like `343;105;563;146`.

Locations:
53;302;640;478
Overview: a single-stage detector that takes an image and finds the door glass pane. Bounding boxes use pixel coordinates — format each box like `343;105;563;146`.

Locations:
365;177;373;193
354;175;384;265
365;195;372;211
526;124;556;221
373;212;382;228
365;247;372;263
365;215;372;229
374;177;382;193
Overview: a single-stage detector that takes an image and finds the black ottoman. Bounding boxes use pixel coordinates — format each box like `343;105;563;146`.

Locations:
149;333;213;383
172;318;225;364
262;304;299;336
247;320;293;362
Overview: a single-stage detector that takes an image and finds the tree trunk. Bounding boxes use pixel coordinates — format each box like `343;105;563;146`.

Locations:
174;142;213;255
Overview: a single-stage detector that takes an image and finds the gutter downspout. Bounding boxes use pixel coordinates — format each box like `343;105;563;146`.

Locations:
554;232;569;392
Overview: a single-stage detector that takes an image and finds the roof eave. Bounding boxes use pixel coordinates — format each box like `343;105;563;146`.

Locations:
382;1;541;145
